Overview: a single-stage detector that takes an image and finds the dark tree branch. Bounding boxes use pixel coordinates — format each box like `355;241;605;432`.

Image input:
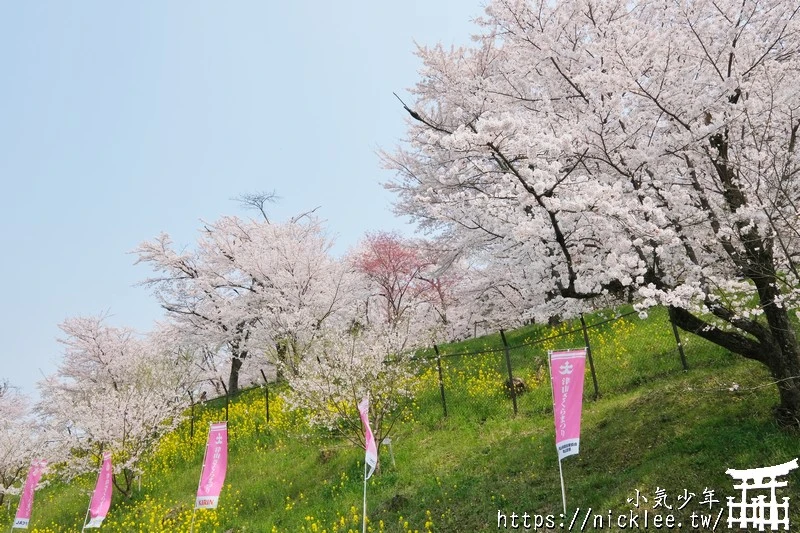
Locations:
669;306;766;363
233;191;280;223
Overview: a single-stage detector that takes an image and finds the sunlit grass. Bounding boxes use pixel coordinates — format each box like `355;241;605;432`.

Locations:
2;306;798;531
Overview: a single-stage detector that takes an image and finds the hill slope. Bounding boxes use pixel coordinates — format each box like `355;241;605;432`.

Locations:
3;307;799;532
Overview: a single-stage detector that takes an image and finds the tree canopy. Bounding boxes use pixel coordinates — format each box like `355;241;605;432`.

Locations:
384;0;800;424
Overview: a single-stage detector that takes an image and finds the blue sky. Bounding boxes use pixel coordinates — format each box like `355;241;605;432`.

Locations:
0;1;485;396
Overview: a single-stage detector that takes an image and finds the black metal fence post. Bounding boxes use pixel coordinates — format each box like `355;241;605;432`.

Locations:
220;380;229;422
187;390;195;438
499;329;518;416
579;315;600;400
259;369;270;424
671;321;689;370
433;345;448;418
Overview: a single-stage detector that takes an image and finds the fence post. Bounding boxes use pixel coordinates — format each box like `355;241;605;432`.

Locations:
187;390;195;439
670;321;689;370
220;380;229;422
433;345;448;418
259;369;270;424
499;329;518;416
579;315;600;400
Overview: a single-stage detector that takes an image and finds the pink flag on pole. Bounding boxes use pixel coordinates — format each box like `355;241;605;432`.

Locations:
13;460;47;529
357;397;378;480
549;349;587;460
84;452;113;528
195;421;228;509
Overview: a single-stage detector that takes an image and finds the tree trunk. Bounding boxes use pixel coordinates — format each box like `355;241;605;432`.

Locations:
768;348;800;428
228;353;244;395
669;304;800;428
113;469;134;500
227;322;252;395
757;280;800;427
275;341;289;380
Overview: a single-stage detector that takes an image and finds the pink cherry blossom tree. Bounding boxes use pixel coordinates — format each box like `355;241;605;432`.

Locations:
385;0;800;424
351;232;431;327
286;324;416;460
0;383;40;506
37;316;193;498
136;214;358;391
350;232;467;342
287;235;469;459
135;226;262;395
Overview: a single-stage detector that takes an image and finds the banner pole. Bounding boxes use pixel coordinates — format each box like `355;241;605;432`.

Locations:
82;451;103;533
189;508;197;533
547;351;567;515
191;422;212;533
362;460;368;533
80;504;91;533
557;458;567;515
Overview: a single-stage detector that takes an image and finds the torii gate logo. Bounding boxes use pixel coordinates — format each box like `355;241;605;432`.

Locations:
726;458;798;530
558;362;574;375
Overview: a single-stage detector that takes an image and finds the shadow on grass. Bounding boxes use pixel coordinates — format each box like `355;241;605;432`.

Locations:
372;363;800;532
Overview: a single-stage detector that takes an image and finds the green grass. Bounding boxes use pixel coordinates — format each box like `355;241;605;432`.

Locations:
2;306;799;532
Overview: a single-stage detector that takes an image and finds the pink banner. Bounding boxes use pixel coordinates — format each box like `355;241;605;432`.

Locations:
13;459;47;529
195;421;228;509
358;397;378;480
549;349;587;460
84;451;113;528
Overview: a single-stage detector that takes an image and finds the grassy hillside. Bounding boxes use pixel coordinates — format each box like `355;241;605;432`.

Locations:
3;307;799;532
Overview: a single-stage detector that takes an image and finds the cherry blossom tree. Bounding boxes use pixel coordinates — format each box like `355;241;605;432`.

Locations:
414;239;466;329
286;323;417;471
350;232;465;342
385;0;800;424
136;214;357;391
352;232;431;326
135;227;261;395
287;236;468;458
447;256;537;336
0;383;39;506
211;215;358;378
148;321;225;396
37;316;192;498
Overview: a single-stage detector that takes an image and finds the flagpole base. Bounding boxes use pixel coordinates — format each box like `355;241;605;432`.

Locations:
558;457;567;516
362;460;368;533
